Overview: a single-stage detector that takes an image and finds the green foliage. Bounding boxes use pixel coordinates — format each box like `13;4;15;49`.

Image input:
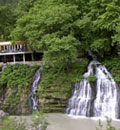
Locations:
16;0;37;17
39;60;88;101
102;57;120;83
10;0;120;95
11;0;81;71
0;117;16;130
0;0;18;7
8;0;120;56
38;66;81;112
88;75;97;82
0;5;16;41
32;111;48;129
0;64;38;114
0;64;38;88
0;116;26;130
11;0;120;78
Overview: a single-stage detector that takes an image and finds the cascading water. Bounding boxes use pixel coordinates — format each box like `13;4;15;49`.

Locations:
29;67;42;112
66;61;120;119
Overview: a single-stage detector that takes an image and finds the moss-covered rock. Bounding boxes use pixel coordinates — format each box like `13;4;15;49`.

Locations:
38;59;88;112
0;64;39;115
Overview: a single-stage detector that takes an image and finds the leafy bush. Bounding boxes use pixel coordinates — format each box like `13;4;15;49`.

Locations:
102;57;120;83
114;76;120;83
0;64;38;88
88;75;97;82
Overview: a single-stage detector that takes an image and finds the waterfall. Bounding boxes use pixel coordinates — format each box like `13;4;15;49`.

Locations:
29;67;42;112
66;80;94;116
66;61;119;119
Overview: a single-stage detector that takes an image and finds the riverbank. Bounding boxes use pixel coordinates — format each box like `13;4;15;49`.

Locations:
46;113;120;130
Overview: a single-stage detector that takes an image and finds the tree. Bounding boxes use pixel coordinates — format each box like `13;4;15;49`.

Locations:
0;5;16;41
16;0;37;17
11;0;120;63
75;0;120;55
11;0;81;71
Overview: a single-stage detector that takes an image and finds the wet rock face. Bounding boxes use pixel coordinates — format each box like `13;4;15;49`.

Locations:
0;87;30;115
0;67;42;115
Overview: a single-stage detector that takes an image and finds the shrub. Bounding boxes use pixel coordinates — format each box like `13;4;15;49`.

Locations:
102;57;120;83
88;75;97;82
32;111;48;129
0;116;25;130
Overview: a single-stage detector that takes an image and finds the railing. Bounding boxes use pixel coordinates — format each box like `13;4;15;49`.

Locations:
0;44;28;53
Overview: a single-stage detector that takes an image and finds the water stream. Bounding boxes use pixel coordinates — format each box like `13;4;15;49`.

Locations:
29;67;42;112
66;61;120;119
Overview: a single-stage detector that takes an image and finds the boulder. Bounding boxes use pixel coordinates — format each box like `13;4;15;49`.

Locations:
37;124;47;130
0;110;9;117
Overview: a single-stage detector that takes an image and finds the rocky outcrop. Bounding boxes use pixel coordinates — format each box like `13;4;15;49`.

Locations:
0;110;9;117
0;87;31;115
37;124;47;130
39;85;72;113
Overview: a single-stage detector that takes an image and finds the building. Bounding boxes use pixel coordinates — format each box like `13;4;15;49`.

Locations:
0;41;43;65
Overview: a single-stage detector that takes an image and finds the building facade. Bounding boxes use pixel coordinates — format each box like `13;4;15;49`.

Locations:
0;41;43;65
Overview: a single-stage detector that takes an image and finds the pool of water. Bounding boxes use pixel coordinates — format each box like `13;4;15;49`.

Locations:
46;113;120;130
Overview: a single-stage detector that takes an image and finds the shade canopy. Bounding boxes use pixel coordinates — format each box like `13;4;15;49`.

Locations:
0;41;11;46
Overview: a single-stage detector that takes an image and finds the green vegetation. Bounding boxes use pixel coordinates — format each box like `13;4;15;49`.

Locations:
96;118;120;130
1;0;120;86
0;116;25;130
1;0;120;65
0;64;38;114
0;5;16;41
10;0;120;97
11;0;120;60
0;64;38;87
102;57;120;83
88;75;97;82
39;60;88;112
0;0;18;7
32;111;48;129
1;0;120;115
0;111;47;130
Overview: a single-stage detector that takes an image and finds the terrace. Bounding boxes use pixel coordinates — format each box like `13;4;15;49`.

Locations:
0;42;43;65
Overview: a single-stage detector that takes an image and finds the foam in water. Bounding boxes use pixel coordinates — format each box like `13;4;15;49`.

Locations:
29;67;42;112
66;61;119;119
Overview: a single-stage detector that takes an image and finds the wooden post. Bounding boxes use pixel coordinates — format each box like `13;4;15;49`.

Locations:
31;53;34;61
3;46;5;52
4;55;6;63
13;55;16;64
